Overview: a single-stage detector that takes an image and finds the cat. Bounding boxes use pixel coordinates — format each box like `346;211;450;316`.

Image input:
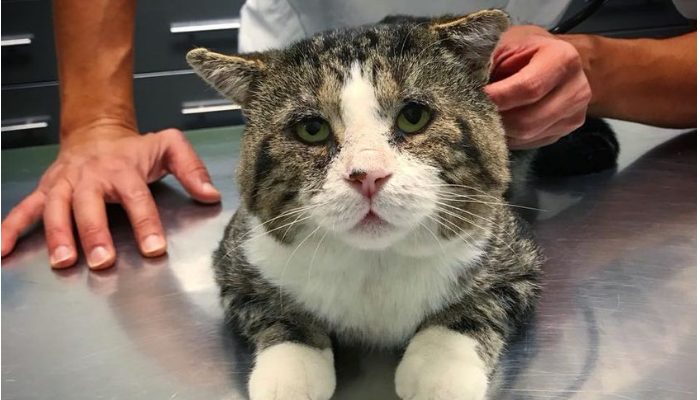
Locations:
187;9;542;400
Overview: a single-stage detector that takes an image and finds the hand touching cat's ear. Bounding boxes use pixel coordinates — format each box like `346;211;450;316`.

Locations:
186;48;265;107
429;9;510;83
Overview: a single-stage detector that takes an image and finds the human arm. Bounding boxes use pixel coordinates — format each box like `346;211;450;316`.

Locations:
1;0;221;269
560;32;696;128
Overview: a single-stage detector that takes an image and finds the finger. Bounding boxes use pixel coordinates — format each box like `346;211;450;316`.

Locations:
485;44;578;112
114;171;167;257
44;179;78;268
1;191;46;256
72;184;115;270
160;129;221;203
508;134;562;150
502;73;590;142
507;112;584;150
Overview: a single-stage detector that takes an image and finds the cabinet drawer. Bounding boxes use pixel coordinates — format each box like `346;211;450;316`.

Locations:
1;0;57;85
133;72;243;133
134;0;246;73
1;83;60;149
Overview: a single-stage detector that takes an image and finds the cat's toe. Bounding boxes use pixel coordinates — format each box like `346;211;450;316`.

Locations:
396;360;487;400
248;342;336;400
395;328;488;400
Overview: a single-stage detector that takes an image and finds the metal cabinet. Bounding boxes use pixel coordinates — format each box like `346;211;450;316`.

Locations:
1;0;244;149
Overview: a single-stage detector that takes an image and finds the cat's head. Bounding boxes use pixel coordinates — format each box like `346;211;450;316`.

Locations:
188;10;511;252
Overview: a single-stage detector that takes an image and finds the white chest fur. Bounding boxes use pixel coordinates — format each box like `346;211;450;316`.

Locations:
243;220;484;347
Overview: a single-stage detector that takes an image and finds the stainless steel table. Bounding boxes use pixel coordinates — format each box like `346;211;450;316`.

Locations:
2;121;696;400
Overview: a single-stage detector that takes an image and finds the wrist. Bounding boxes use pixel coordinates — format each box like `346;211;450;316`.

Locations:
559;33;604;115
60;114;139;149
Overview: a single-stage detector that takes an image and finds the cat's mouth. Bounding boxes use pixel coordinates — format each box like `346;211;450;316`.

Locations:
353;210;390;230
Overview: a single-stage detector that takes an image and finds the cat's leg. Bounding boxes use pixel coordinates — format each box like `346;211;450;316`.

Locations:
248;332;336;400
395;251;539;400
223;296;335;400
395;325;493;400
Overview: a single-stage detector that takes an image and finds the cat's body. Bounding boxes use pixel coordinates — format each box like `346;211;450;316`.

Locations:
189;10;543;400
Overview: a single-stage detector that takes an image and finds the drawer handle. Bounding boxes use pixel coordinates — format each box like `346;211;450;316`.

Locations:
170;18;240;34
1;34;34;47
181;100;240;115
1;120;49;132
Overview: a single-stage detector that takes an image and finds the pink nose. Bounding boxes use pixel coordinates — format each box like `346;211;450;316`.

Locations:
346;168;392;198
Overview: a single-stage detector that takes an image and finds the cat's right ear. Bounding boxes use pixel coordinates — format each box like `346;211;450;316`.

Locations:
186;48;265;107
429;10;510;83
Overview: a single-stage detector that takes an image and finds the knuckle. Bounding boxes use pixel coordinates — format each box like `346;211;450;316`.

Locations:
44;225;70;241
121;189;152;205
130;215;159;232
79;224;106;240
180;161;207;177
519;77;545;100
164;128;186;142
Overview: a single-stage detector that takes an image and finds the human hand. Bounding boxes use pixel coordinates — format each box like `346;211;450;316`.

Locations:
1;125;221;269
485;25;591;150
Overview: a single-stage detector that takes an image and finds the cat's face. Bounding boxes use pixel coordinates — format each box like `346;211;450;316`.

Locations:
188;10;511;251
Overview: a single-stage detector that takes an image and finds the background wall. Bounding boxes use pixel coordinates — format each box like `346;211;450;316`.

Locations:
1;0;695;149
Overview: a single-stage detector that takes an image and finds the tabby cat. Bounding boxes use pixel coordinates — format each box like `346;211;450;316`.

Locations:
188;9;542;400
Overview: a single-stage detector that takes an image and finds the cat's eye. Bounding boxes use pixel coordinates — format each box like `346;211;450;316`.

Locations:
293;118;331;144
396;103;431;134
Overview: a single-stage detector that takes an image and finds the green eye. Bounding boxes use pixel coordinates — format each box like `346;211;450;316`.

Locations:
396;103;431;134
294;118;331;144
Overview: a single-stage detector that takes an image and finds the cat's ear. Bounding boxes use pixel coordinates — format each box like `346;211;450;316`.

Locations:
186;48;266;107
429;10;510;82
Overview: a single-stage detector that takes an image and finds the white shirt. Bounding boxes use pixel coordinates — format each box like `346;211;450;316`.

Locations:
238;0;574;52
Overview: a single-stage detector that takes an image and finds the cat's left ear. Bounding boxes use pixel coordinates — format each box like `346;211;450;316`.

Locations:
429;10;510;82
186;48;266;107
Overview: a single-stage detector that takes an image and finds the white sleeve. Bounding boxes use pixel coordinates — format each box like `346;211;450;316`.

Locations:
238;0;307;52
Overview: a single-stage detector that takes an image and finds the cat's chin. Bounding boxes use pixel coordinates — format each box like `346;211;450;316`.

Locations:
337;221;408;251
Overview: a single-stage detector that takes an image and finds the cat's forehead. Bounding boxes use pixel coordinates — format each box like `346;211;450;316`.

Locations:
275;23;425;73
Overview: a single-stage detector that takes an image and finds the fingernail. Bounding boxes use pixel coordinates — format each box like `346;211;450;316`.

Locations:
142;234;166;256
88;246;111;269
50;245;72;266
201;182;220;196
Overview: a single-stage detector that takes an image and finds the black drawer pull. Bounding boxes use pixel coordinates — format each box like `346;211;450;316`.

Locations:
170;18;240;34
1;34;34;47
181;99;240;115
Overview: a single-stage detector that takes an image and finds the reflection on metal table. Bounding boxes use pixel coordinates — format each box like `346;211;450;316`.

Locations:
2;121;696;399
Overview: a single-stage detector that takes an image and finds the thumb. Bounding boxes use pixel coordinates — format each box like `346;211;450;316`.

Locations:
160;129;221;203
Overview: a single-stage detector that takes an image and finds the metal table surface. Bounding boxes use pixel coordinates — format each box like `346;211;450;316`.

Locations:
2;121;696;400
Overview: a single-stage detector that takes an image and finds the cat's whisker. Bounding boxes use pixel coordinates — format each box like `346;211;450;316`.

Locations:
436;195;544;211
245;214;316;242
279;225;322;312
434;200;498;227
435;206;518;255
429;213;479;247
281;210;311;242
424;214;478;283
245;203;321;235
306;228;329;286
418;220;447;261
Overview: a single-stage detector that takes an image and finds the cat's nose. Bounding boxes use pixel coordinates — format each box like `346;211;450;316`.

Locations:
346;168;392;198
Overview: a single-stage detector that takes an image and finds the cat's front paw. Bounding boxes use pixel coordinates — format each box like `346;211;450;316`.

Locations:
248;342;336;400
395;327;488;400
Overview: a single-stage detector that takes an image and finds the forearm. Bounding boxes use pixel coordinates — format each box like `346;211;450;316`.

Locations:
53;0;137;140
561;32;696;128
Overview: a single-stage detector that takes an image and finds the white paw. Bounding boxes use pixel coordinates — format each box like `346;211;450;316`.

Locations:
248;342;336;400
395;327;488;400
